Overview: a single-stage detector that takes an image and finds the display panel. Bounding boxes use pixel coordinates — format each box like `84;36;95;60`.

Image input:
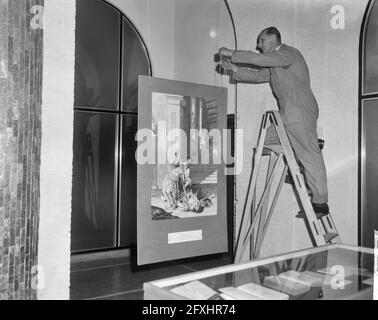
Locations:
137;76;228;265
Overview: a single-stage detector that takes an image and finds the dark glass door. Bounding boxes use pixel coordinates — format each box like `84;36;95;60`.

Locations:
71;111;117;250
361;99;378;248
119;115;138;246
361;0;378;248
74;0;120;110
72;0;151;252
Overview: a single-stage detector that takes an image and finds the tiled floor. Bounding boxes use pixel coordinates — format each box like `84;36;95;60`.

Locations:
70;252;233;300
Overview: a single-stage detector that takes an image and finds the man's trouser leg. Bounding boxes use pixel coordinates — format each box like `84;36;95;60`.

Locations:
285;123;328;204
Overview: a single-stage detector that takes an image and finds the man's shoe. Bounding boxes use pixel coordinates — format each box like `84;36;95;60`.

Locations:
312;203;329;219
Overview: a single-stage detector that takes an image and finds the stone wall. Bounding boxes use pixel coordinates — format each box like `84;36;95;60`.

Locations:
0;0;44;300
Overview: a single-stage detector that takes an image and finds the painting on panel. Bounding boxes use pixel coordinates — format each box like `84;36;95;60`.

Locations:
150;92;218;220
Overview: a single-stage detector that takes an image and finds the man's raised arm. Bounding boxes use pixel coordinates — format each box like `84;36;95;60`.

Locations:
232;67;270;83
231;50;294;67
218;47;295;68
219;58;270;83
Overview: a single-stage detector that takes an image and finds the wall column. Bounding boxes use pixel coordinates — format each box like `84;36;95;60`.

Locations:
38;0;76;300
0;0;44;300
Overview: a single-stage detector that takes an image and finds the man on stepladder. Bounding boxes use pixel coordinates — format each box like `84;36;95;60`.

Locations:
218;26;329;217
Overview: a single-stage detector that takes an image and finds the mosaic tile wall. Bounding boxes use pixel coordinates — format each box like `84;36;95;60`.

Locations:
0;0;44;300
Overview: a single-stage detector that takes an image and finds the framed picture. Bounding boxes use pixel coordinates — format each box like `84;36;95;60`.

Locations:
137;75;228;265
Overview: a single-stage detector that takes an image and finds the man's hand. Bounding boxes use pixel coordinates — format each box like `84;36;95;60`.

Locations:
217;59;238;75
218;47;234;59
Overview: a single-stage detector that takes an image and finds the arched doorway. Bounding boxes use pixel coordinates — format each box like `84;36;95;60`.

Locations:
71;0;152;252
360;0;378;248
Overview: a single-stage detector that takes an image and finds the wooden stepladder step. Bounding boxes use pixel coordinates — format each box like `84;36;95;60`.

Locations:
234;111;340;264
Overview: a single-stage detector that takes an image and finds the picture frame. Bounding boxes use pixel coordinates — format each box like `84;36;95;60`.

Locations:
136;75;228;265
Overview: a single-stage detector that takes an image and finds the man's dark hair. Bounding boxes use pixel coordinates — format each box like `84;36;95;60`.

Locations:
261;27;281;43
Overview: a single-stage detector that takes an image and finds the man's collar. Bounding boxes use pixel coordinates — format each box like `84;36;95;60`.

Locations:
275;44;282;51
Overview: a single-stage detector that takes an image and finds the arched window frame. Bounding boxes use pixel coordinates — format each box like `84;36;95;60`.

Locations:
359;0;378;248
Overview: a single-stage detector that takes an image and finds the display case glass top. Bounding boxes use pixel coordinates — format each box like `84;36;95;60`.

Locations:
144;244;376;300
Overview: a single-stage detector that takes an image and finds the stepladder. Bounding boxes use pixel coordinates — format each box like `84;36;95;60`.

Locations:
234;110;340;264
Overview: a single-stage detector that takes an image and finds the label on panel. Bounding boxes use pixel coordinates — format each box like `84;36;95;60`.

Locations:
168;230;203;244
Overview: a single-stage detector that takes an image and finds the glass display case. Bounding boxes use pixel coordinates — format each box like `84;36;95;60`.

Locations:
143;244;376;300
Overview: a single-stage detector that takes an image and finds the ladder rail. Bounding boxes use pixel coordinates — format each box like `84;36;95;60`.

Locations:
235;113;270;260
235;153;284;262
254;151;277;257
253;165;287;259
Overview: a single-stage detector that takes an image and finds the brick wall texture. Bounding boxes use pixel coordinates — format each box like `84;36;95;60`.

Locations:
0;0;44;300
